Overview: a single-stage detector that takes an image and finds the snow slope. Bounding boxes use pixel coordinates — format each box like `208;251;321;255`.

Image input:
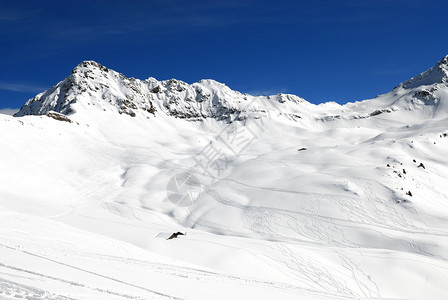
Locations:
1;55;448;299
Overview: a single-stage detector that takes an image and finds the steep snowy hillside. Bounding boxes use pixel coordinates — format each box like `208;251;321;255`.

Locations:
346;55;448;119
1;56;448;299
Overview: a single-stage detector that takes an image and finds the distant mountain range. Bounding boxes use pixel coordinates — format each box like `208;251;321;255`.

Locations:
15;55;448;122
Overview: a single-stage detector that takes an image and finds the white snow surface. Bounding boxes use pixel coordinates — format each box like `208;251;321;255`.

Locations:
2;56;448;299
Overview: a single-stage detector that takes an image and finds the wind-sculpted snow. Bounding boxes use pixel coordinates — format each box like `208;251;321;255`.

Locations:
2;56;448;299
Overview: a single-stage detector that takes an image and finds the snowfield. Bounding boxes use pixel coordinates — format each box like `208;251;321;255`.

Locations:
1;56;448;299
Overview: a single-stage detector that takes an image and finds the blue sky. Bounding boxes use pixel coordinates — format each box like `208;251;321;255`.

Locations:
1;0;447;110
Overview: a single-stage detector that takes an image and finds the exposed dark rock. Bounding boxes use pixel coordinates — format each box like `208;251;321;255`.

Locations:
167;232;186;240
45;111;72;123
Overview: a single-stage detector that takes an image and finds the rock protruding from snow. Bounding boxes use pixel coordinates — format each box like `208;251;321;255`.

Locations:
46;111;73;123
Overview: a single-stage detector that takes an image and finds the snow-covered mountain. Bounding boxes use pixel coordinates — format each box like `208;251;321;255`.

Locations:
15;55;448;123
1;56;448;299
14;60;308;122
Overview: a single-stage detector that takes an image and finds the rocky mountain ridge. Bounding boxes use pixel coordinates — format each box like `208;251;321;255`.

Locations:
14;55;448;123
14;61;306;122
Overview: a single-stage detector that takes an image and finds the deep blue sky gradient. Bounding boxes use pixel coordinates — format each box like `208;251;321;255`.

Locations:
1;0;447;110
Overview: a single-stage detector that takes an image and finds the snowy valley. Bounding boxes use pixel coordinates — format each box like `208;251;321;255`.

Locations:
1;56;448;299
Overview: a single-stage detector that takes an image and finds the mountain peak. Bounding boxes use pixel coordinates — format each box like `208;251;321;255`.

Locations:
14;56;448;121
401;55;448;89
14;61;312;121
438;54;448;66
72;60;109;73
